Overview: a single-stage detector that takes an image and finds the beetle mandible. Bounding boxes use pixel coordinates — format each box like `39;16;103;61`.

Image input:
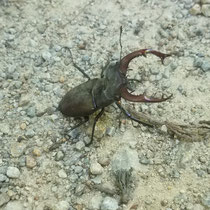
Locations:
58;30;172;145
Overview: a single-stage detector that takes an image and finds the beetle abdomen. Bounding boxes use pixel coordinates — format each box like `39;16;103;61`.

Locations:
58;79;98;117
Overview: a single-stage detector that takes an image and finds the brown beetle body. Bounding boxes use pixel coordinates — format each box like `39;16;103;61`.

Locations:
58;49;172;145
58;62;125;117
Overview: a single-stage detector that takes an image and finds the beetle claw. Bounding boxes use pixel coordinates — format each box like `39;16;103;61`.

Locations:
120;49;171;74
119;48;172;103
145;49;171;64
143;93;173;102
120;86;172;103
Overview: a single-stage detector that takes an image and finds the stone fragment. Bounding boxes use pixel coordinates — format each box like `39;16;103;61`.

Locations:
201;0;210;4
42;51;52;61
0;174;7;182
26;106;36;117
58;169;67;178
0;192;10;207
4;201;25;210
189;4;201;15
75;141;85;151
201;4;210;17
55;200;70;210
88;193;103;210
19;94;30;107
101;197;118;210
0;123;10;134
90;162;104;175
25;129;35;138
202;192;210;208
20;122;27;130
59;76;65;83
37;23;47;34
26;156;36;168
6;166;20;178
55;151;64;161
111;146;139;172
74;166;83;174
32;148;41;157
10;143;26;157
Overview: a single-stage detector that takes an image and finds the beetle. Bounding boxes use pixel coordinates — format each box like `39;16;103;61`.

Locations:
58;45;172;145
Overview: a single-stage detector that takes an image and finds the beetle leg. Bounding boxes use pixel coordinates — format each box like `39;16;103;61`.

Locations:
86;108;105;146
62;46;91;80
120;49;171;74
63;116;89;140
145;49;171;64
70;116;89;131
115;101;153;127
120;86;173;102
49;116;89;151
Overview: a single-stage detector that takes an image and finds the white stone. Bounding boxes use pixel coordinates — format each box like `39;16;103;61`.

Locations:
55;201;70;210
101;197;118;210
88;193;103;210
90;162;104;175
6;167;20;178
201;0;210;4
189;4;201;15
201;4;210;16
4;201;25;210
58;169;67;178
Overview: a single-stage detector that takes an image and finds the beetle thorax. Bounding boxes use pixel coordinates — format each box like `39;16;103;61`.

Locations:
103;62;126;100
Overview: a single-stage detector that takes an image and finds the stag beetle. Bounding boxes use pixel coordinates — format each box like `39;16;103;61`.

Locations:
58;32;172;145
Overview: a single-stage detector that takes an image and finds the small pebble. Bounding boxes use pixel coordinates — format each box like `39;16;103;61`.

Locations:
201;59;210;72
106;127;115;136
202;192;210;208
37;23;47;34
90;162;104;175
19;95;30;107
89;194;103;210
10;143;26;158
4;201;25;210
75;141;85;151
6;166;20;178
56;200;70;210
26;106;36;118
42;51;52;61
32;148;41;157
160;125;168;133
101;197;119;210
201;0;210;3
82;55;90;62
74;166;83;174
58;169;67;178
0;192;10;207
75;184;85;196
189;4;201;15
20;122;27;130
83;136;91;145
55;151;65;161
201;4;210;17
0;123;10;134
26;156;36;168
59;76;65;83
150;67;160;75
25;129;35;138
98;156;110;166
0;174;7;182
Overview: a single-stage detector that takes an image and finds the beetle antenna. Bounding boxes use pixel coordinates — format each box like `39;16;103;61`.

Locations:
62;46;90;80
119;26;123;61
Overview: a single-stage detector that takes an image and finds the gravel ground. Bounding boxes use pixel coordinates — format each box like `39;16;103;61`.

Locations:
0;0;210;210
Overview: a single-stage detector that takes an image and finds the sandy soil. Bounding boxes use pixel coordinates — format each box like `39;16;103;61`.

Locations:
0;0;210;210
